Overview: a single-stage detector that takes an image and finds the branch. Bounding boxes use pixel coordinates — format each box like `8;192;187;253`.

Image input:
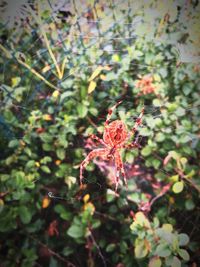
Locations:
28;234;76;267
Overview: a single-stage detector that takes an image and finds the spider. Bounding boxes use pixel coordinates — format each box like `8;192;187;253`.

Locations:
80;101;144;192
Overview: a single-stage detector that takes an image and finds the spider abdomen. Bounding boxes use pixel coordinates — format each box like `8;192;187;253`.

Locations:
103;120;128;146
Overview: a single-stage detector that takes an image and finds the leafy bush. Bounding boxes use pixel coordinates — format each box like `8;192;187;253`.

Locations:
0;1;200;267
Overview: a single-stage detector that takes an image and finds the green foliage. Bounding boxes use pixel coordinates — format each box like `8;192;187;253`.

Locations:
130;212;190;266
0;1;200;266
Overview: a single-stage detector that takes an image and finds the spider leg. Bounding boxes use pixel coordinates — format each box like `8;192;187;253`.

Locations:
80;148;109;185
105;100;122;127
114;150;127;192
90;134;108;147
123;142;140;149
131;107;145;136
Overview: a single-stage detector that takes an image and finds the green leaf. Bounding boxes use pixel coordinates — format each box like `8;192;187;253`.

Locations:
134;212;151;228
141;146;152;156
172;181;184;194
139;127;152;137
60;91;74;102
162;224;173;233
24;147;32;157
180;135;191;144
67;225;84;238
41;165;51;174
145;117;156;128
155;243;171;257
56;148;65;160
104;72;116;81
62;247;73;256
8;139;19;148
125;152;134;163
171;256;181;267
77;103;88;118
88;81;97;94
148;257;162;267
40;156;52;164
106;243;116;252
19;206;32;224
175;107;186;117
26;160;35;169
11;77;21;87
152;159;161;168
153;99;162;107
178;249;190;261
106;189;116;203
178;233;189;246
92;219;101;229
185;199;195;210
42;143;52;151
155;132;165;142
134;238;148;258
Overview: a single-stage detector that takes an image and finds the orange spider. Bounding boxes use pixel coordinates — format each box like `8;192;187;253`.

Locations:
80;101;144;192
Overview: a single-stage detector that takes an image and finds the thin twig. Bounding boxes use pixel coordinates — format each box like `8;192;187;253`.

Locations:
89;227;107;267
28;235;77;267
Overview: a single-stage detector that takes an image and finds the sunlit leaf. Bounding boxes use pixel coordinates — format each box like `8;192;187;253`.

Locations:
148;256;162;267
135;238;148;258
155;243;171;257
178;249;190;261
88;81;97;94
171;256;181;267
178;233;189;246
42;196;51;208
172;181;184;194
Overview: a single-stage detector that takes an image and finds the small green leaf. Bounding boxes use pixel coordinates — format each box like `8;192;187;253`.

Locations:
155;243;171;257
172;181;184;194
8;140;19;148
77;103;88;118
149;257;162;267
67;225;84;238
141;146;152;156
106;243;116;252
56;148;65;160
162;224;173;233
152;159;161;168
41;165;51;173
19;206;32;224
62;247;73;256
171;256;181;267
135;239;148;258
175;107;186;117
178;233;189;246
106;189;116;203
92;219;101;229
153;99;162;107
178;249;190;261
60;91;74;102
155;133;165;142
135;212;151;228
125;152;134;163
11;77;21;87
139;127;152;137
88;81;97;94
26;160;35;169
185;199;195;210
